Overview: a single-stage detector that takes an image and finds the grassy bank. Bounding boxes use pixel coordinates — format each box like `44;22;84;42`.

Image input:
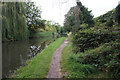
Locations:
32;31;52;38
61;42;112;78
12;37;66;78
61;42;93;78
30;31;58;38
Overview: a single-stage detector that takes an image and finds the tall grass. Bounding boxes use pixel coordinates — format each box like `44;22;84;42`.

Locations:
61;43;97;78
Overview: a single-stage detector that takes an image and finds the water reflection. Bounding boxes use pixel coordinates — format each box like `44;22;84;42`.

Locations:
28;43;45;58
2;37;54;78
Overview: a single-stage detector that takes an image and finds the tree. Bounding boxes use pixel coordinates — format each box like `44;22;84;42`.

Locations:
115;4;120;25
2;2;29;41
63;0;94;33
64;7;75;32
26;2;44;32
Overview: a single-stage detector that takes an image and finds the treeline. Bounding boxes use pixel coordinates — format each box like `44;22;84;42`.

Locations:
2;2;63;42
64;0;120;78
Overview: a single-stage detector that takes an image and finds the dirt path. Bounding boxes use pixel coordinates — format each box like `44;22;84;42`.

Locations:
46;37;69;78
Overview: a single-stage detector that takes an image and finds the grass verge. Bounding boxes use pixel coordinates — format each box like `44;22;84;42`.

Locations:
12;37;66;78
61;42;98;78
61;42;113;78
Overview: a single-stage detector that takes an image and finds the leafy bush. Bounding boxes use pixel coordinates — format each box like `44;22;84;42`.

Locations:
115;4;120;24
105;20;114;27
75;41;120;78
72;29;120;52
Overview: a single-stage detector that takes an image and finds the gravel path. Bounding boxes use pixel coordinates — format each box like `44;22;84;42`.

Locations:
46;37;69;78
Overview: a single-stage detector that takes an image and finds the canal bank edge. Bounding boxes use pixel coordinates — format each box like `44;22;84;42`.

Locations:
11;37;66;78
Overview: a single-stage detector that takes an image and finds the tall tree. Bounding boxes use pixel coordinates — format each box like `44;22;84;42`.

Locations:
26;2;44;32
2;2;29;41
64;0;94;33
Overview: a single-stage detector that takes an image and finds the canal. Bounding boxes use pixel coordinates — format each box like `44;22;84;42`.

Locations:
2;37;56;78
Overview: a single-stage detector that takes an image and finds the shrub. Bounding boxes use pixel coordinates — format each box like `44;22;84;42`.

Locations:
105;20;114;27
75;41;120;78
72;29;120;52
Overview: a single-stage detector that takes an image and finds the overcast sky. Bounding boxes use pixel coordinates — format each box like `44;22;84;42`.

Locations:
32;0;120;26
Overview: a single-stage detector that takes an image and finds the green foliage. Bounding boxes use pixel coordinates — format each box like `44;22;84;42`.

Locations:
76;41;120;78
26;2;45;33
44;21;64;37
77;1;94;26
64;1;94;33
61;43;97;78
72;29;120;52
61;41;120;78
105;20;114;27
63;1;120;78
115;4;120;24
94;10;115;27
71;8;120;77
2;2;29;41
30;31;59;38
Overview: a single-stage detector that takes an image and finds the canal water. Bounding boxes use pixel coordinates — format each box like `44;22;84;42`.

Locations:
2;37;56;78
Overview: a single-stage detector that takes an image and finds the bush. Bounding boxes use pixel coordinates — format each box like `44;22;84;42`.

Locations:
105;20;114;27
72;29;120;52
75;41;120;78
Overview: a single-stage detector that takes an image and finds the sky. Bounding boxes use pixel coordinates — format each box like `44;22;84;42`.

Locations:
32;0;120;26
